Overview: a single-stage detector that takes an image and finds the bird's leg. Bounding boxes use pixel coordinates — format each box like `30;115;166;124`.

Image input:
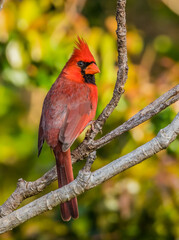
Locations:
86;120;95;131
85;120;96;139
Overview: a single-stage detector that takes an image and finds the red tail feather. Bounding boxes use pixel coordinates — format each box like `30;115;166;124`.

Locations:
53;144;79;221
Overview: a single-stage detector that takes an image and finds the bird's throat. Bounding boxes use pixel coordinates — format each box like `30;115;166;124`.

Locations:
83;74;96;85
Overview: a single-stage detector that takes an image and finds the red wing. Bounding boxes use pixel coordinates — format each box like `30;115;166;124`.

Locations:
38;77;93;152
59;101;92;152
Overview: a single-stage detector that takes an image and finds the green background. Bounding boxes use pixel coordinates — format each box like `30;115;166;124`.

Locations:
0;0;179;239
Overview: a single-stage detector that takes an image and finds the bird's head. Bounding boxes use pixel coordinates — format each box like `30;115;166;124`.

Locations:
62;37;100;84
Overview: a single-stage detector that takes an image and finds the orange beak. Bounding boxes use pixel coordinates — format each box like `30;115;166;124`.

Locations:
85;63;100;75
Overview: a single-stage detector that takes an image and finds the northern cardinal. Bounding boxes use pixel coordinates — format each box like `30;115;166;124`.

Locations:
38;37;100;221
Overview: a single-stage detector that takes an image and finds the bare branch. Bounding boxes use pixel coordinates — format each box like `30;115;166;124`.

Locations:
83;0;128;140
93;84;179;149
72;84;179;160
0;84;178;218
87;113;179;188
83;151;96;172
0;113;178;234
0;169;57;217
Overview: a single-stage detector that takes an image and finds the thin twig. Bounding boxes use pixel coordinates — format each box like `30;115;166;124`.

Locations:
83;0;128;140
83;151;96;172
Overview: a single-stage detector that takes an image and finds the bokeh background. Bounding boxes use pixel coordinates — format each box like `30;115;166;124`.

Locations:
0;0;179;239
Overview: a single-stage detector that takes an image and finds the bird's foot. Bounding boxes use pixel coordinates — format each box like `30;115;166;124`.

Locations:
88;120;96;132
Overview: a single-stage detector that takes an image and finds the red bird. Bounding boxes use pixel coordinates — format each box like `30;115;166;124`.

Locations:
38;37;100;221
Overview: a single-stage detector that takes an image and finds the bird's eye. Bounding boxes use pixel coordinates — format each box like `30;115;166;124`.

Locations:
77;61;84;67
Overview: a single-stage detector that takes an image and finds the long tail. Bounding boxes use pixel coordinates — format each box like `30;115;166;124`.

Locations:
53;144;79;221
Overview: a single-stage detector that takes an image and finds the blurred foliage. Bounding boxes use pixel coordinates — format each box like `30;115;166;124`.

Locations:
0;0;179;239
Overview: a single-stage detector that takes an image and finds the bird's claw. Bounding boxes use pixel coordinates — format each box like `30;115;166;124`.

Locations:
88;120;95;132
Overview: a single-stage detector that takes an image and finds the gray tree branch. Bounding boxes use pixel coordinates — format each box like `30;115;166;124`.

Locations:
0;84;178;219
0;113;178;234
93;84;179;149
72;84;179;159
78;0;128;143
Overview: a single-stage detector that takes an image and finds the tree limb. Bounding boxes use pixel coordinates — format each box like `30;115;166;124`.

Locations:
0;113;178;234
93;84;179;149
82;0;128;141
0;84;178;219
72;84;179;159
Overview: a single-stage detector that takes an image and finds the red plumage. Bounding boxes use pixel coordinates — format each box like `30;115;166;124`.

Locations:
38;37;100;221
